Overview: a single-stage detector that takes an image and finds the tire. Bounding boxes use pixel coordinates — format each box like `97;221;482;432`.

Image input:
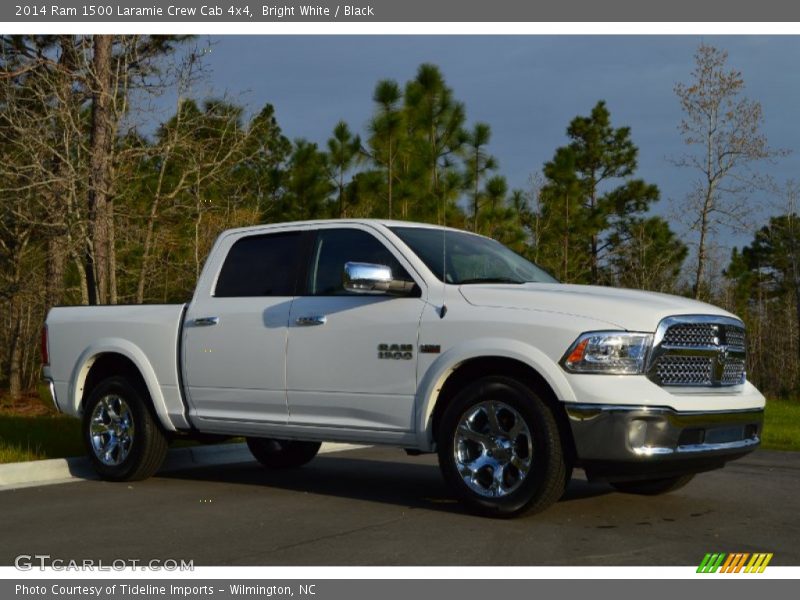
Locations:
610;474;695;495
82;375;168;481
246;437;321;469
437;376;567;518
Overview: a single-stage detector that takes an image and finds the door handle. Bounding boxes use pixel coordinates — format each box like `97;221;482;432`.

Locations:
193;317;220;327
295;315;327;326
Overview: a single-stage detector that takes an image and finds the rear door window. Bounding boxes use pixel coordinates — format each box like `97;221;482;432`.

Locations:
215;231;303;297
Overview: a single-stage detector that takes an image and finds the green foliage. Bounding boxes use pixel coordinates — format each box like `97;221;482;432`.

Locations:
729;214;800;302
280;140;333;221
536;101;662;285
726;213;800;396
403;64;468;223
327;121;362;218
463;122;498;231
367;79;404;219
606;216;688;292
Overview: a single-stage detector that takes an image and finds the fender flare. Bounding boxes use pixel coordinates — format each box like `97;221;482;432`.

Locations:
414;338;575;450
68;338;177;432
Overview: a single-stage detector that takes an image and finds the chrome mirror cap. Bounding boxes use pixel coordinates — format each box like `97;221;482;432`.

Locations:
343;262;393;294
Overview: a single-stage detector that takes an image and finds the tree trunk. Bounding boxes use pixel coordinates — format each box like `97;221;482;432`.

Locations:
693;189;713;299
589;176;598;284
472;152;479;232
6;254;24;401
108;199;118;304
45;235;66;308
7;299;23;401
387;138;393;219
195;187;203;280
85;34;114;305
70;246;89;305
45;35;76;310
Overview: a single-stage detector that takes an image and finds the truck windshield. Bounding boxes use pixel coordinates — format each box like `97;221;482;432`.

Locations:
390;226;558;285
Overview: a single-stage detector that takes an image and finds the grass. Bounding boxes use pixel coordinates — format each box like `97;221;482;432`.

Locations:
0;414;83;463
762;397;800;451
0;439;47;463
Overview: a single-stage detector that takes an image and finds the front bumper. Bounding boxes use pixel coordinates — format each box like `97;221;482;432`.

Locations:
565;403;763;482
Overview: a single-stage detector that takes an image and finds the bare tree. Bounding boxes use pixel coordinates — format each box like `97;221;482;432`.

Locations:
674;43;784;299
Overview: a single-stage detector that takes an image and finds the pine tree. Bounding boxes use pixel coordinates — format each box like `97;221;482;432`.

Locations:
538;101;659;284
326;121;361;218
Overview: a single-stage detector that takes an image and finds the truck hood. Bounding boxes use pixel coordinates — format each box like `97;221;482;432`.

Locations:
458;283;737;331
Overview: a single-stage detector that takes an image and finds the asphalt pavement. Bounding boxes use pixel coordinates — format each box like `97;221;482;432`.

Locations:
0;447;796;566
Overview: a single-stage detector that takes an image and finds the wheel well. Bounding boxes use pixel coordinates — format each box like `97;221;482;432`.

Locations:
430;356;577;463
80;353;150;411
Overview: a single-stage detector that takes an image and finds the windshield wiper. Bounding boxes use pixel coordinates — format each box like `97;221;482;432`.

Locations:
458;277;526;285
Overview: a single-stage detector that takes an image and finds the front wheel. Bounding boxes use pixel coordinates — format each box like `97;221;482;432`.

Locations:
610;474;695;495
82;375;168;481
437;376;567;518
246;438;321;469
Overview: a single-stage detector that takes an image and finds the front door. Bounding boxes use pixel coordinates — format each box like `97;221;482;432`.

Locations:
286;226;425;432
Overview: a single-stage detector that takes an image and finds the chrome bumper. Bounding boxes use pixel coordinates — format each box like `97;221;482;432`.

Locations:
42;368;60;413
565;403;763;481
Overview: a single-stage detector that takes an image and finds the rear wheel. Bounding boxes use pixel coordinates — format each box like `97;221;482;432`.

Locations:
610;474;695;495
246;438;321;469
437;376;567;517
82;375;168;481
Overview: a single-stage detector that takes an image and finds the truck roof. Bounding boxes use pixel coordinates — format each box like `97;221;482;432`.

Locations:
218;218;467;237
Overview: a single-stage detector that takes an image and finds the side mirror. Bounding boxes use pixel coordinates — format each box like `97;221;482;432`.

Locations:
343;262;393;294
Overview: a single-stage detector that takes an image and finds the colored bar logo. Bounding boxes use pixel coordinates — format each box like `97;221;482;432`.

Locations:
697;552;773;573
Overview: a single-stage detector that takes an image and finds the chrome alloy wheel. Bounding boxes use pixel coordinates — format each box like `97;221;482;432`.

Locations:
89;394;134;466
453;400;533;498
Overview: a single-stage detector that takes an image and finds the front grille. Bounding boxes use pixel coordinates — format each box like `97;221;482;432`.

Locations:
648;317;746;387
661;322;746;349
662;323;719;347
721;358;747;385
725;327;746;350
655;355;714;386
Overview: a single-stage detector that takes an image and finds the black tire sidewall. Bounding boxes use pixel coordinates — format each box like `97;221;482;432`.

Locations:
82;376;157;481
437;376;564;517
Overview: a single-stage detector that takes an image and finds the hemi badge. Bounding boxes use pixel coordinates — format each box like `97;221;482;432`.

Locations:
420;344;441;354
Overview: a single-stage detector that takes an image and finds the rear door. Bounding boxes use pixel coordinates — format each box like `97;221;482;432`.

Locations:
182;229;306;424
286;226;426;432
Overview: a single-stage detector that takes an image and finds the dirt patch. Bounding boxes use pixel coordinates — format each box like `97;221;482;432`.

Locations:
0;392;53;417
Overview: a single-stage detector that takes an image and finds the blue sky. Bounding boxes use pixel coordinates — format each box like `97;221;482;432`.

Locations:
164;35;800;250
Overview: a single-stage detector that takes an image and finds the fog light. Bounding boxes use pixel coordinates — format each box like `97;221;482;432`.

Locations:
628;419;648;448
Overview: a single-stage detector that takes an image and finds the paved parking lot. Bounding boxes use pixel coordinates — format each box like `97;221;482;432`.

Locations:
0;447;796;566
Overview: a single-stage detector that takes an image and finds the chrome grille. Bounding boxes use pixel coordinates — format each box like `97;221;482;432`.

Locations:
662;323;718;347
721;358;747;385
725;327;746;350
655;355;714;386
648;316;746;387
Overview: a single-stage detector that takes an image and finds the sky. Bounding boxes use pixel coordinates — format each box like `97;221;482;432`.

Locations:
158;35;800;252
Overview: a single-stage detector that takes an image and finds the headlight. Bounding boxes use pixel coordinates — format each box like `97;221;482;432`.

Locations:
561;332;652;375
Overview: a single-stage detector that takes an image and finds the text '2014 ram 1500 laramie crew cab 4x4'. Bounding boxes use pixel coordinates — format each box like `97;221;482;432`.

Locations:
42;220;765;517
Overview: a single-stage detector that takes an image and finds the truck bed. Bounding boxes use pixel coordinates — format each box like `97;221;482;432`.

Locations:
45;304;188;431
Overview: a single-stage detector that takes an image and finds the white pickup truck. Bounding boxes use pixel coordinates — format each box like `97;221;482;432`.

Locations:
42;219;764;516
